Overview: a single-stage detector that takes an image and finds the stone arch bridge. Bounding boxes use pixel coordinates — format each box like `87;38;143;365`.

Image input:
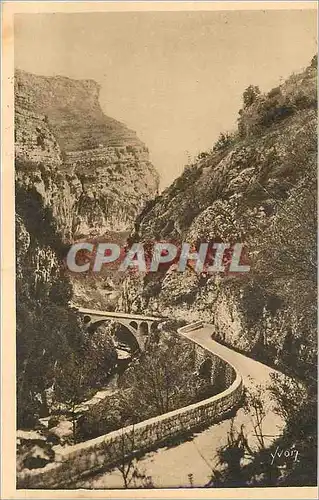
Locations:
74;306;164;350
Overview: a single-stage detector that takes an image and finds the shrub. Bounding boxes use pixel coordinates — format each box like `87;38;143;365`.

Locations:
267;86;281;99
77;335;215;441
213;132;236;152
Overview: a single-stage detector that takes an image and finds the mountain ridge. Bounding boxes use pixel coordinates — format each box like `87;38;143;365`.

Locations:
119;58;317;383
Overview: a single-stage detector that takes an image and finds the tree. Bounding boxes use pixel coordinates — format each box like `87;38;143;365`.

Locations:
118;333;212;421
268;373;317;486
269;373;306;421
16;185;117;429
310;54;317;68
203;384;276;488
212;132;236;152
204;374;315;488
207;419;254;487
77;332;214;440
54;353;96;443
243;85;261;108
243;383;269;451
116;428;136;488
100;426;154;489
16;280;86;426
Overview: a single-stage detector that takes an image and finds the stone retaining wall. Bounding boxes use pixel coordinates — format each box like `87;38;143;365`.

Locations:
17;323;243;489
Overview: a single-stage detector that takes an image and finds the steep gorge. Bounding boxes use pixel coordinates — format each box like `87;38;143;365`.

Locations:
15;69;159;426
15;61;317;425
15;69;159;240
119;59;317;383
14;59;317;487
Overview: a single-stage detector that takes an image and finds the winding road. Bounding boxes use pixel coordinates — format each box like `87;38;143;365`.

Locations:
78;323;285;489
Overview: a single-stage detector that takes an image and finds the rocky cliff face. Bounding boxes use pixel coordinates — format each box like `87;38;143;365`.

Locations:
15;69;159;425
119;60;317;380
15;69;159;240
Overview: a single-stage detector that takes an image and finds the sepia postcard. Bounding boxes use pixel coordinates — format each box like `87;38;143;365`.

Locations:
1;1;318;499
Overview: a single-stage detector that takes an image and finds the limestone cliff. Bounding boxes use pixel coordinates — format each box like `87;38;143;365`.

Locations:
15;68;160;425
119;60;317;381
15;69;159;240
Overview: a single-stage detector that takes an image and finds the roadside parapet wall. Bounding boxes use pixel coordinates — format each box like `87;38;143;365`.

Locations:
17;322;243;489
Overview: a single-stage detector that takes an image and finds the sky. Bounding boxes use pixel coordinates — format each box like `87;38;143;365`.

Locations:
15;10;317;189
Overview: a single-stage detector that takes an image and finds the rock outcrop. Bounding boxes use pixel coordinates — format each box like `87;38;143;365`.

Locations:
15;69;158;426
15;69;159;240
119;60;317;380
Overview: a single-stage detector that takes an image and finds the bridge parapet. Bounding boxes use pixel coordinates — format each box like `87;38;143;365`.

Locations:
76;308;164;351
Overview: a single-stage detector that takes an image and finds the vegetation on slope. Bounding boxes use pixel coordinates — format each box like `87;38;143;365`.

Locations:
124;57;317;383
16;185;117;429
77;327;222;441
120;57;317;487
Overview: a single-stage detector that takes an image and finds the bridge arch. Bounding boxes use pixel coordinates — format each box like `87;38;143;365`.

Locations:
81;316;144;351
76;307;164;352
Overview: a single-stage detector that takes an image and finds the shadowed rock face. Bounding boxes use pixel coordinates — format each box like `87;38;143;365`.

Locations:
15;68;159;311
15;69;159;240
